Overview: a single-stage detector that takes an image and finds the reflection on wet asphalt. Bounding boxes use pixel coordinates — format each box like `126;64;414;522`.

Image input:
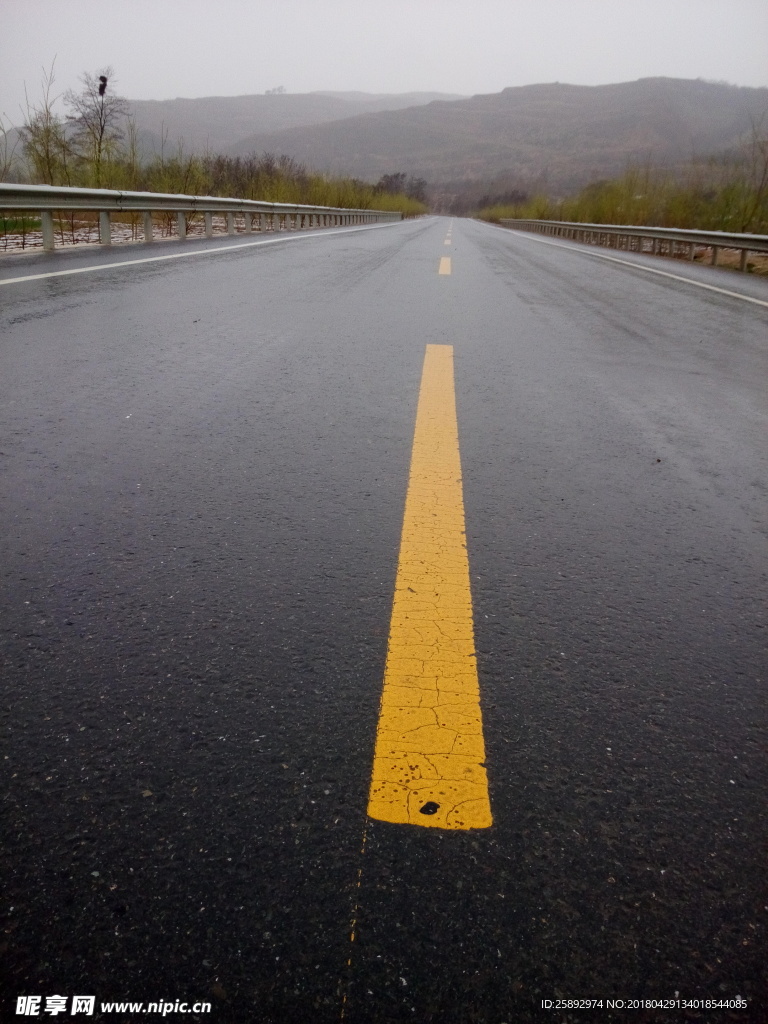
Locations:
1;217;766;1022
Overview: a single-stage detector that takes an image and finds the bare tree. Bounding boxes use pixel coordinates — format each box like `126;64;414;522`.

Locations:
0;114;19;181
738;111;768;232
19;59;73;185
64;67;129;187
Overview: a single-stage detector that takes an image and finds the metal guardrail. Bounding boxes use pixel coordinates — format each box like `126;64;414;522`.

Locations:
498;218;768;271
0;183;402;251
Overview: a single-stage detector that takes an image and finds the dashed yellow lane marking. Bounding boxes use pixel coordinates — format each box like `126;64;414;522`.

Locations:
444;239;451;245
367;345;492;830
439;256;452;274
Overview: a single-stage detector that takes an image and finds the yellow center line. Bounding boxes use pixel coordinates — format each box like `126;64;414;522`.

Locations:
439;256;452;274
367;345;492;830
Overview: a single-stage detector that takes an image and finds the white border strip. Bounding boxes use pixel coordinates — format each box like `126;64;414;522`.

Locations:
500;227;768;309
0;221;402;288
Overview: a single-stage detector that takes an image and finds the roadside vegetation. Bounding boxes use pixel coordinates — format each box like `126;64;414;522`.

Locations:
1;64;427;249
476;125;768;235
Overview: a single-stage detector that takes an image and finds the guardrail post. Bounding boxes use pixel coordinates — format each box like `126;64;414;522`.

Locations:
41;211;55;251
493;218;768;271
99;210;111;245
0;185;428;254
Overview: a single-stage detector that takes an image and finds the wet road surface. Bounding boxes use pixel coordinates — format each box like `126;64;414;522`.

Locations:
1;217;767;1023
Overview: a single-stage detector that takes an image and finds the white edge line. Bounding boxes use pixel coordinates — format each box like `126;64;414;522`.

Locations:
0;221;402;287
499;227;768;309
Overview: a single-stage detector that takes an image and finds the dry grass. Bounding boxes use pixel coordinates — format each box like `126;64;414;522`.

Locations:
694;248;768;275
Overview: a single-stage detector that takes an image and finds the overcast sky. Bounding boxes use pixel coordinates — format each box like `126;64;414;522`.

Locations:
2;0;767;123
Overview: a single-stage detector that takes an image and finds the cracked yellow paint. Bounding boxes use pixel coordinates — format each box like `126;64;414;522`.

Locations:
367;345;492;830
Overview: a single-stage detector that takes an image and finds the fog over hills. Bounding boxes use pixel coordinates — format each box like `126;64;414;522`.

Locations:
7;79;765;206
220;78;768;195
127;91;467;158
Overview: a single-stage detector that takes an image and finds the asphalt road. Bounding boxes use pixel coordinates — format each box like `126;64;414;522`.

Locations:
1;217;766;1024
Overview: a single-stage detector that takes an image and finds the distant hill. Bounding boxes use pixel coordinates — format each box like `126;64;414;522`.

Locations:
126;91;467;158
7;79;766;206
224;78;768;194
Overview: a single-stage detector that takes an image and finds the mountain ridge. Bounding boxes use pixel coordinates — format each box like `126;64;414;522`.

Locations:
221;78;768;195
126;90;467;157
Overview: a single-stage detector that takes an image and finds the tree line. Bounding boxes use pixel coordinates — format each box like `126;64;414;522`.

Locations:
476;124;768;236
1;64;428;218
